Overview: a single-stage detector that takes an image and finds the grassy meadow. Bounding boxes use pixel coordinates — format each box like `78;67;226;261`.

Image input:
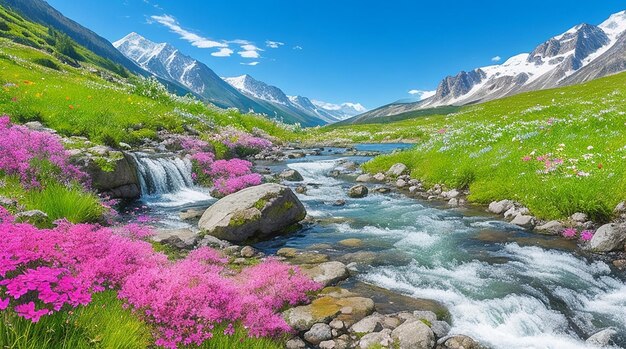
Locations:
309;72;626;221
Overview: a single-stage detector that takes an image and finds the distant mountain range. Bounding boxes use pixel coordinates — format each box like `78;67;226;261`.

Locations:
349;10;626;124
114;33;365;126
224;75;365;123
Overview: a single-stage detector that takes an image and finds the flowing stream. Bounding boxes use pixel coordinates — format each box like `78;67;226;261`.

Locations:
133;145;626;348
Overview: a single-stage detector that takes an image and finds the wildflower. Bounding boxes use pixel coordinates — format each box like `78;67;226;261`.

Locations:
437;128;447;134
580;230;594;241
522;156;531;162
587;145;594;150
562;228;577;238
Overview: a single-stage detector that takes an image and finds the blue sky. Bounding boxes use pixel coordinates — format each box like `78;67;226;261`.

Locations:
48;0;625;108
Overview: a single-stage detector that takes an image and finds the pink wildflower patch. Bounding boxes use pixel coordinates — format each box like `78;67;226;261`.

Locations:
580;230;594;241
562;228;577;238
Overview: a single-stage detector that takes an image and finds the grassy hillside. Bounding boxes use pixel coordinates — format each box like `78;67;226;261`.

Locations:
311;71;626;221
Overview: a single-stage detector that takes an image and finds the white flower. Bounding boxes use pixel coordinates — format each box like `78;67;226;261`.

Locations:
587;145;594;150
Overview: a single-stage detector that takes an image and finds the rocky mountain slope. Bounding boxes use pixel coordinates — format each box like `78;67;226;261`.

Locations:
350;10;626;124
224;75;366;123
115;33;329;126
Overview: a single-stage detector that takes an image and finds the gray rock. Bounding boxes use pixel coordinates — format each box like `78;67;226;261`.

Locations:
15;210;48;224
295;185;308;194
0;196;18;208
391;320;435;349
285;337;307;349
373;173;386;181
304;323;333;345
80;152;141;199
333;200;347;207
198;184;306;243
374;187;391;194
586;327;618;347
196;235;231;249
280;169;304;182
535;220;564;235
350;314;383;334
387;163;408;177
430;321;451;338
348;185;369;198
589;223;626;252
240;246;257;258
441;189;460;199
396;179;407;188
488;200;514;215
356;174;373;183
303;261;349;287
24;121;45;131
571;212;588;223
179;208;205;220
413;311;438;324
152;228;198;249
448;198;459;207
614;202;626;214
329;318;345;330
319;340;336;349
359;329;393;349
510;214;535;228
503;206;530;219
437;335;485;349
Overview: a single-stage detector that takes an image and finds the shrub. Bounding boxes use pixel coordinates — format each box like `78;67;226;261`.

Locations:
210;126;272;157
0;116;87;188
32;58;60;71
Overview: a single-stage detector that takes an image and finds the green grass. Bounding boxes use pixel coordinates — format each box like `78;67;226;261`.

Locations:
0;291;152;349
0;176;104;224
190;325;284;349
313;71;626;221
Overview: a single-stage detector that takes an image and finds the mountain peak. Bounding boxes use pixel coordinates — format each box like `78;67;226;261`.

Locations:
600;10;626;38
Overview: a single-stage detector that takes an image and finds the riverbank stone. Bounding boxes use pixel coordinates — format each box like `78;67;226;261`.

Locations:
348;185;369;198
586;327;619;347
535;220;564;235
304;323;333;345
436;335;485;349
303;261;349;286
588;223;626;252
198;183;306;243
391;320;435;349
386;163;408;177
488;200;514;215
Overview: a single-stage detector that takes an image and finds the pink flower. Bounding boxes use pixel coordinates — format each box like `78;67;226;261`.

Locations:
0;297;9;310
580;230;594;241
562;228;577;238
522;156;532;162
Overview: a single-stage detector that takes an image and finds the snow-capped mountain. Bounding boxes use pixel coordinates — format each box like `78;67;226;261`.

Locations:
224;74;367;123
353;10;626;123
421;10;626;108
113;33;326;126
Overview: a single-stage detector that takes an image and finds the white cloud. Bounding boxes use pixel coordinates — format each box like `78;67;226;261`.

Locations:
150;14;264;60
293;45;303;50
491;56;502;62
240;61;260;66
211;48;233;57
266;40;284;49
151;15;227;48
408;90;436;100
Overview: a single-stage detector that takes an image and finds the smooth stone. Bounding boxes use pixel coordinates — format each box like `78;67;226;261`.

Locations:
571;212;588;223
586;327;619;347
431;320;451;338
303;261;349;286
304;323;333;345
510;214;535;228
386;163;408;177
240;245;257;258
198;184;306;243
350;314;383;334
589;223;626;252
436;335;486;349
535;220;564;235
152;228;198;249
285;337;306;349
488;200;514;215
179;208;205;220
358;329;393;349
277;247;298;258
391;320;435;349
356;174;373;183
373;173;386;181
14;210;48;224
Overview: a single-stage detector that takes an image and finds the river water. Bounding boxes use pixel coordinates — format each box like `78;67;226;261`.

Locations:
134;144;626;349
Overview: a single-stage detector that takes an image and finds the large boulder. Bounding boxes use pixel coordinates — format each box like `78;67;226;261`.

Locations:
436;335;486;349
78;152;141;199
586;327;619;347
198;184;306;243
588;223;626;252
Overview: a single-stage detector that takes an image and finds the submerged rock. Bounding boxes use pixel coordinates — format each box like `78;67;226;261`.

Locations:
356;174;373;183
586;327;619;347
198;184;306;243
303;261;349;286
280;169;304;182
348;185;369;198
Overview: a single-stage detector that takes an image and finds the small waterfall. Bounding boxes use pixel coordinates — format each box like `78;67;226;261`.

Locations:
128;152;194;196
